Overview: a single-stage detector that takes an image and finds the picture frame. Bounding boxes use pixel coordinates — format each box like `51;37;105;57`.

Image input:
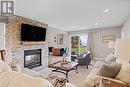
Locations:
57;34;64;45
54;40;56;42
54;37;56;42
54;37;56;39
102;35;115;43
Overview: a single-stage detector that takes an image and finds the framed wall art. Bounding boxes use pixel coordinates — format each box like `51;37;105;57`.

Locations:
57;34;63;45
102;35;115;43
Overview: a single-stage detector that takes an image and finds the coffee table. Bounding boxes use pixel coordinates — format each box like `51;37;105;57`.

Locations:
48;60;78;79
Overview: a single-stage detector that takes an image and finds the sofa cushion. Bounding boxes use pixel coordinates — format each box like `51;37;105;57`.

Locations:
105;53;116;64
97;62;122;78
116;60;129;83
0;71;53;87
83;53;87;57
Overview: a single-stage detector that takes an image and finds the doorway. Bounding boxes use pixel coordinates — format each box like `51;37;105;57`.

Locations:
71;35;88;56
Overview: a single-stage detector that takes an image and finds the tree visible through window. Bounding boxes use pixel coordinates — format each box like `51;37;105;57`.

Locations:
71;35;88;55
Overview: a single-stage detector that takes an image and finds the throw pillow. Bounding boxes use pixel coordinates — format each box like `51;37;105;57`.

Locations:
105;53;116;64
83;54;87;57
97;62;122;78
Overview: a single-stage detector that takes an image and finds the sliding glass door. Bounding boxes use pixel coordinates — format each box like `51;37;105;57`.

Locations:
71;35;88;55
79;36;88;54
71;36;79;55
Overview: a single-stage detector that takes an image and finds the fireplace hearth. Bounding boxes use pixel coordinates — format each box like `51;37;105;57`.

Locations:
24;49;42;69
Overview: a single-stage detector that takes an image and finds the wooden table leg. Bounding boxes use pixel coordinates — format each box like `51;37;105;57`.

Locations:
65;71;69;79
0;50;5;61
65;71;69;82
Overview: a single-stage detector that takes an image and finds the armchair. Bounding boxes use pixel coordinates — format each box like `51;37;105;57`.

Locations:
76;52;91;69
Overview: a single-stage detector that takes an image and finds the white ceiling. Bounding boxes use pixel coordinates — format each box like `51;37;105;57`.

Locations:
15;0;130;31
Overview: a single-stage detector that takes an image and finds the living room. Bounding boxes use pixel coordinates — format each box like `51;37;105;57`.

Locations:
0;0;130;87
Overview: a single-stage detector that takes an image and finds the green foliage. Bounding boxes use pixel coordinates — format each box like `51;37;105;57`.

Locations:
71;36;79;48
71;47;87;55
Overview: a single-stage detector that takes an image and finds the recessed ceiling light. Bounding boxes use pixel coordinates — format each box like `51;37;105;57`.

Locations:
105;9;109;13
72;26;76;28
95;23;99;25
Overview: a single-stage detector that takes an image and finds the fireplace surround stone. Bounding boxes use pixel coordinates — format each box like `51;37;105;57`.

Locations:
5;15;48;69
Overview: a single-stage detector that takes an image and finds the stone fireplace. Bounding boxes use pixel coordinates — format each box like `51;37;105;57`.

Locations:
24;49;42;69
5;16;49;68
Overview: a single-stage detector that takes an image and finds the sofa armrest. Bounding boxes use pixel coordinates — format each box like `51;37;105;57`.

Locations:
97;75;127;85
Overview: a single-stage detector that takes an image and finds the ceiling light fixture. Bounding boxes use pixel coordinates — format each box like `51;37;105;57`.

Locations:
105;9;109;13
72;26;76;28
96;22;99;25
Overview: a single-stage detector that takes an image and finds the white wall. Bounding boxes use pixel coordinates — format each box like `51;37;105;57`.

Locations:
0;23;5;50
121;15;130;38
93;27;121;57
68;27;121;57
47;27;69;48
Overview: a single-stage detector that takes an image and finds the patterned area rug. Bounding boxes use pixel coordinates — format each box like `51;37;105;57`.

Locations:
47;56;94;87
36;74;67;87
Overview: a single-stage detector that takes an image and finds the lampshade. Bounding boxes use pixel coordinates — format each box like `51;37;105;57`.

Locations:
115;39;130;60
108;41;115;49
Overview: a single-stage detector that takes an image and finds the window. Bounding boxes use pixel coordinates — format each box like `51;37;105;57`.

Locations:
71;35;88;55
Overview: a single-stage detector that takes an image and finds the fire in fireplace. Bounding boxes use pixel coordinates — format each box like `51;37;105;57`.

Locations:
24;49;42;69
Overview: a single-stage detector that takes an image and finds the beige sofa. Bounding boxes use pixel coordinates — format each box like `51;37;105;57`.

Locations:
0;59;53;87
84;58;129;87
0;59;76;87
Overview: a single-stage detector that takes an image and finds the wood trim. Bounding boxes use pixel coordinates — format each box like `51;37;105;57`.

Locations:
21;41;47;45
99;78;129;87
0;50;5;61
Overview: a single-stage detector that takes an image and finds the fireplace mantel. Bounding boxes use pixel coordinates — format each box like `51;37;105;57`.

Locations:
21;41;47;45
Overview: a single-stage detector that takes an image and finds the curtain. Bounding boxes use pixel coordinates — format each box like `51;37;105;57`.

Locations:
87;32;95;59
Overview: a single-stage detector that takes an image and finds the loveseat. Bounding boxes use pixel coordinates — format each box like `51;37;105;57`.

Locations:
0;59;53;87
84;54;129;87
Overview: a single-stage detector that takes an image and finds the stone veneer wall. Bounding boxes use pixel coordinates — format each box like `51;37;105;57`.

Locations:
5;15;49;68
